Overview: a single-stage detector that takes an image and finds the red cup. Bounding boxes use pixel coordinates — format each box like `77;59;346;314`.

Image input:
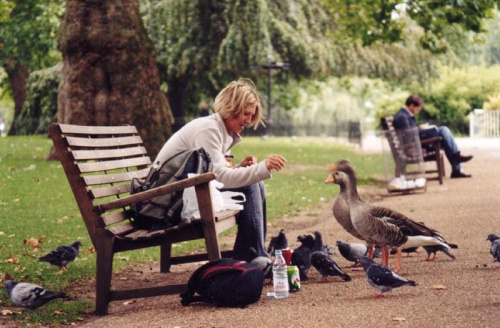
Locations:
282;248;292;266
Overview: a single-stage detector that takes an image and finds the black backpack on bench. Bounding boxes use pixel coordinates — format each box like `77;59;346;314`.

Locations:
180;258;264;308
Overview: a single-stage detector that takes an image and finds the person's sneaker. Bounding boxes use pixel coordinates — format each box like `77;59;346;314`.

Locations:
451;170;472;178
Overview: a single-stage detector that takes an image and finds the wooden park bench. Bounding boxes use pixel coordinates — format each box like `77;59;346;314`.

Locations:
49;123;238;315
381;116;445;185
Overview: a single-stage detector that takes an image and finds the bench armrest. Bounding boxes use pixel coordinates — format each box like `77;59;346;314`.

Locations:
97;172;216;213
420;136;442;145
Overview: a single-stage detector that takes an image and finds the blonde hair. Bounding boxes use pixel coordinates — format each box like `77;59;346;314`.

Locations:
213;78;265;129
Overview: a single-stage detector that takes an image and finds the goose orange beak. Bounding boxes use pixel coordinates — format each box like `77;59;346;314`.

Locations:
324;173;335;184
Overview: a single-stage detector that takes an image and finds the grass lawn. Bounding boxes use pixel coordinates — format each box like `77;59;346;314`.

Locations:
0;134;384;325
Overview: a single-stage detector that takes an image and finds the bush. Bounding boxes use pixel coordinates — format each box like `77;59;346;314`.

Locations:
415;65;500;134
15;63;62;135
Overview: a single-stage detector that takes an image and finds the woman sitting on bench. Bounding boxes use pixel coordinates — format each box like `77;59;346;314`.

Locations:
154;79;287;261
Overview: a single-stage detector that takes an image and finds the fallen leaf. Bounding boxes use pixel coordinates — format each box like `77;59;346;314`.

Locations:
392;317;406;322
7;234;15;238
88;246;95;254
433;284;446;290
57;219;63;224
12;199;20;203
22;164;36;171
23;237;41;250
52;310;65;316
123;300;136;305
1;309;13;316
6;258;20;264
0;231;4;236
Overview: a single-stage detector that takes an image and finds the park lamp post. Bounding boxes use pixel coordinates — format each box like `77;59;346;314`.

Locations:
250;55;290;135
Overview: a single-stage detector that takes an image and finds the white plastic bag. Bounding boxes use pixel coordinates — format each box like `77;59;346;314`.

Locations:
181;174;224;221
221;191;246;211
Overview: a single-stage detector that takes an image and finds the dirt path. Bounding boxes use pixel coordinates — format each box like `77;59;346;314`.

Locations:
4;139;500;328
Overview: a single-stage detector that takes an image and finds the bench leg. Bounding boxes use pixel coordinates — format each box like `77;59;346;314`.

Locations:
160;243;172;273
95;239;114;315
437;153;444;184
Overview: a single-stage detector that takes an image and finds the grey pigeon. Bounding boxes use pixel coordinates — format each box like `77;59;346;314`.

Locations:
486;234;500;262
310;251;351;282
3;280;66;309
359;256;417;298
291;234;315;281
336;240;381;266
313;231;334;255
267;229;288;255
39;241;82;270
249;247;272;279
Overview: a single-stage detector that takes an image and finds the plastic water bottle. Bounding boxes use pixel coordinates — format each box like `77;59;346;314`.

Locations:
272;249;289;299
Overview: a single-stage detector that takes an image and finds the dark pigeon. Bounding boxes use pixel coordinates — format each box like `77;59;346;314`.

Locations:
390;246;420;257
313;231;334;255
39;241;82;270
486;234;500;262
249;247;272;279
336;240;381;266
359;256;417;298
291;234;315;281
311;251;351;282
423;242;457;261
3;280;66;309
267;229;288;256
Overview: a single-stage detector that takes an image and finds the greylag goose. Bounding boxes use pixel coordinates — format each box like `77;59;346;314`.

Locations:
329;160;367;243
327;170;455;272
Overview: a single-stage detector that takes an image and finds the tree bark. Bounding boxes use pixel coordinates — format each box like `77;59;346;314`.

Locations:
50;0;173;160
166;77;188;133
4;57;29;136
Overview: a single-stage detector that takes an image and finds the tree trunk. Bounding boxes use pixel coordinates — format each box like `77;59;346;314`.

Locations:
50;0;173;160
166;77;188;133
4;57;29;136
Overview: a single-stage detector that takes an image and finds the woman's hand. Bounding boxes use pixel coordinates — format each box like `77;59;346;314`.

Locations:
239;156;257;167
265;154;287;171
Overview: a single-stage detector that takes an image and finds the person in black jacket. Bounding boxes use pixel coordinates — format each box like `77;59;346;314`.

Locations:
393;95;473;178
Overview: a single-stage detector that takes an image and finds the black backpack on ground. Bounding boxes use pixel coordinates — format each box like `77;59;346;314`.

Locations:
180;258;264;308
130;148;212;232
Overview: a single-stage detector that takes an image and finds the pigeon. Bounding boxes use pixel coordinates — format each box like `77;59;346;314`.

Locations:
359;256;417;298
310;251;351;282
3;280;66;309
39;241;82;270
249;247;272;279
267;229;288;256
486;234;500;262
336;240;381;267
291;234;315;281
422;242;458;261
313;231;334;255
390;246;420;257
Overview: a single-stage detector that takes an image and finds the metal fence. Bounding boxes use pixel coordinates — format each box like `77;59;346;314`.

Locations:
241;120;363;144
469;109;500;138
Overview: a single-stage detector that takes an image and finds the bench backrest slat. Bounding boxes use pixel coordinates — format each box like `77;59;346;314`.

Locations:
72;146;148;160
66;135;143;148
59;124;138;135
77;156;151;173
90;184;132;199
83;169;149;186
